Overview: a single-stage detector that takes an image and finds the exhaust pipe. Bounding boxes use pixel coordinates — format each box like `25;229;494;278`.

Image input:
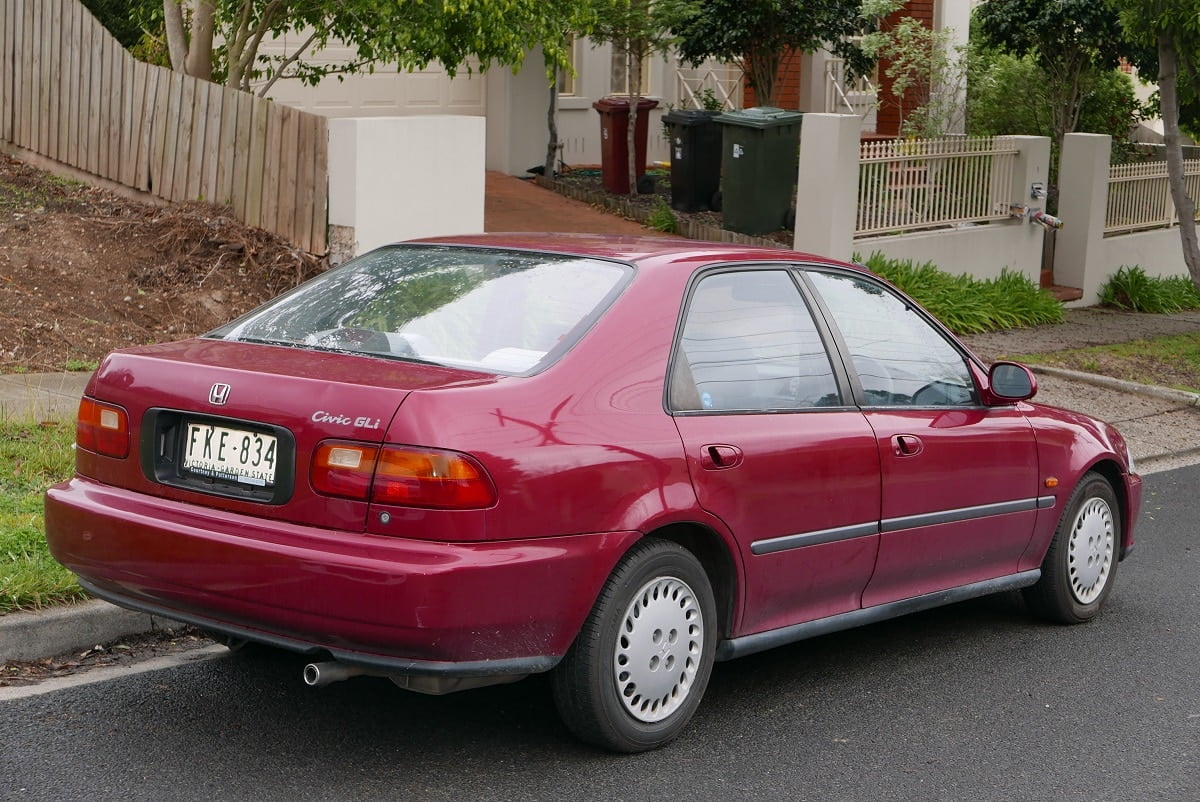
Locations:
303;661;369;687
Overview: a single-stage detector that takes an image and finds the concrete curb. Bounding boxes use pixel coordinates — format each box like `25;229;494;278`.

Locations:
1029;364;1200;407
0;599;186;663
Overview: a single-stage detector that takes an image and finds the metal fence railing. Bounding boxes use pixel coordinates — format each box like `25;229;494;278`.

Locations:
1106;159;1200;235
856;135;1017;237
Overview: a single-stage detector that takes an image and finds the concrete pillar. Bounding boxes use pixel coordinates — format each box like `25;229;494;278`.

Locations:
328;116;486;257
793;113;861;260
1006;135;1053;285
797;51;832;113
1055;133;1113;304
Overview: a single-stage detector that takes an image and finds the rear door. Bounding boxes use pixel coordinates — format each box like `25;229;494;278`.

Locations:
803;270;1040;607
669;267;882;636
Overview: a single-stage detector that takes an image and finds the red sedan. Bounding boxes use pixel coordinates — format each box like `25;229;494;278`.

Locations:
46;234;1141;752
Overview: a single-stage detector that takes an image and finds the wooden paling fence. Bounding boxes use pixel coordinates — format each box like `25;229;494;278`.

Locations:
0;0;327;253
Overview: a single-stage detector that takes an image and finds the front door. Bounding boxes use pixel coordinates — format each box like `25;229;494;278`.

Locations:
803;270;1040;607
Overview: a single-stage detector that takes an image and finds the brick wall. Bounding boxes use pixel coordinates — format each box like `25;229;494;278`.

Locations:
740;1;937;136
743;50;802;110
876;0;935;138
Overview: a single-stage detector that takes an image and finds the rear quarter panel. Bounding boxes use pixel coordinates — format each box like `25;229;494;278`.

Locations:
367;258;712;544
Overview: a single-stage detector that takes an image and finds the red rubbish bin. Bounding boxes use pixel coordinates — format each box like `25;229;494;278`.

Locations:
592;96;660;194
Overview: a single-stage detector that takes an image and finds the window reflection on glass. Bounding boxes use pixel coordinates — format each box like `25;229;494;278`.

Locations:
671;270;840;412
806;271;976;407
208;246;630;375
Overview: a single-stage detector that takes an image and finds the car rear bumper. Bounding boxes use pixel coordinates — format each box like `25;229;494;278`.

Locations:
45;477;639;675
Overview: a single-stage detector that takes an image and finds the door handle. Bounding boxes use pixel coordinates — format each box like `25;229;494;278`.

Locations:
891;434;924;457
701;444;743;470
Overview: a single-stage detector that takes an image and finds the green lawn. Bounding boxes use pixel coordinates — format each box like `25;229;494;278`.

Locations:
0;421;87;613
1010;332;1200;395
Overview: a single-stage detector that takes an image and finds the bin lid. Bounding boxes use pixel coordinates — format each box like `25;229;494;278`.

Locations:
592;95;661;112
714;106;803;129
662;109;721;126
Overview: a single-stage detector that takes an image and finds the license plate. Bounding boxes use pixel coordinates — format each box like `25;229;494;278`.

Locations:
182;422;278;487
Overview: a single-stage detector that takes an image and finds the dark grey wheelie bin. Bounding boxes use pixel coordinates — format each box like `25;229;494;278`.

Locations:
663;109;723;212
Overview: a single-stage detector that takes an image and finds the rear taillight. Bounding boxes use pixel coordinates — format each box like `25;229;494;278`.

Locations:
311;441;496;510
311;442;378;500
76;398;130;459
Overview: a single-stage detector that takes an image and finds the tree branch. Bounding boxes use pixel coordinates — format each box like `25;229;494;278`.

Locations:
256;28;322;97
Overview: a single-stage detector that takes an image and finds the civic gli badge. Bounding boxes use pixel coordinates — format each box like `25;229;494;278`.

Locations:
209;383;232;406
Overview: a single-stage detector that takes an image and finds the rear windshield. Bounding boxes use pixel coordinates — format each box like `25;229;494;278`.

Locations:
207;245;632;375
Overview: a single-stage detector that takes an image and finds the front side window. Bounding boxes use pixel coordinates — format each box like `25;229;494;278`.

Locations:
806;271;976;407
670;270;840;412
208;246;630;375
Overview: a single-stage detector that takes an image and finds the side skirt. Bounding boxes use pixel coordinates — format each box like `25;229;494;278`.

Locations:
715;570;1042;662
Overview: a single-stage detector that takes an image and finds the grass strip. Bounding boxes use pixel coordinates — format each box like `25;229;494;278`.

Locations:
0;421;85;613
1010;332;1200;395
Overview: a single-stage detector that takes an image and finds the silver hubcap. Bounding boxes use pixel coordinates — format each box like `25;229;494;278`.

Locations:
613;575;704;723
1067;496;1115;605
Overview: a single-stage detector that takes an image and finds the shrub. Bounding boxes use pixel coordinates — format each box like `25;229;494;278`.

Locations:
1100;265;1200;313
860;252;1064;334
647;198;678;233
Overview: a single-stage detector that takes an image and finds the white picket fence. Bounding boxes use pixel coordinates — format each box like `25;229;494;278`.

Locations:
856;135;1018;237
1106;159;1200;235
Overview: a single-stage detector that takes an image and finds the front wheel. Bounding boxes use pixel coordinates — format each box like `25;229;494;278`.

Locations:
552;539;717;752
1024;472;1120;624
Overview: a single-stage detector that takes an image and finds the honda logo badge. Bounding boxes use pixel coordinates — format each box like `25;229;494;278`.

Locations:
209;383;231;406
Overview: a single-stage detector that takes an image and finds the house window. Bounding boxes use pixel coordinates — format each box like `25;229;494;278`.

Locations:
610;40;651;95
556;36;578;96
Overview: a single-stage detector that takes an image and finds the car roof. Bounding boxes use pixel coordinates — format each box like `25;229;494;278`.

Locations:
410;232;862;272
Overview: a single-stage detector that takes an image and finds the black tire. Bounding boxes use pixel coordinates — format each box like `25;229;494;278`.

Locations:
552;539;717;753
1023;472;1120;624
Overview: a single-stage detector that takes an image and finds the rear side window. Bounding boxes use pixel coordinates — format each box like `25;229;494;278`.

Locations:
670;270;840;412
208;246;631;375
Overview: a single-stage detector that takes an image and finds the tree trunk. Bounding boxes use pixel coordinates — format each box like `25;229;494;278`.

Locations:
1158;32;1200;290
183;0;216;81
749;48;778;108
163;0;187;73
545;57;560;178
627;46;640;196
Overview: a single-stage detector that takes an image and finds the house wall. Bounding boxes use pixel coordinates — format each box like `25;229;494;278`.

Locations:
257;35;487;118
529;41;678;170
258;36;682;174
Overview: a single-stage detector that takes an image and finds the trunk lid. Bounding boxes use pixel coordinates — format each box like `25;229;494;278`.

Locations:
78;338;494;531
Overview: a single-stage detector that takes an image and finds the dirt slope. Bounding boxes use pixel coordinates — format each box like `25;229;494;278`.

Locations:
0;154;324;374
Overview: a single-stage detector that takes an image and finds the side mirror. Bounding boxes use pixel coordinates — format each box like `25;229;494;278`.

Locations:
987;362;1037;403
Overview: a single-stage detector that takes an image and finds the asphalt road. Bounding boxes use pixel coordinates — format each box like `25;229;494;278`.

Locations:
3;465;1197;802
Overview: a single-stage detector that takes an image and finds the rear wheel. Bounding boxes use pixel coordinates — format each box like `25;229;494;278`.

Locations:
552;539;717;752
1024;472;1120;623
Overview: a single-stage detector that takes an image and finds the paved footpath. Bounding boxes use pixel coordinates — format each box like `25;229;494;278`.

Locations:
4;174;1200;664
